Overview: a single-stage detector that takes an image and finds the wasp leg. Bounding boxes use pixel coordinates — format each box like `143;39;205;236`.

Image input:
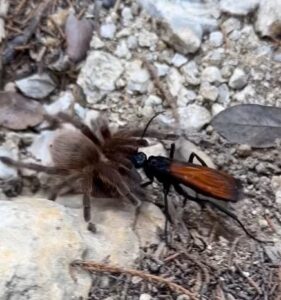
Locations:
188;152;207;166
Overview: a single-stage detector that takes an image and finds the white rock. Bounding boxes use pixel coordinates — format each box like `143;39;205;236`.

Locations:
114;40;131;59
179;104;211;130
126;60;150;93
175;138;216;168
201;66;222;83
272;176;281;205
212;103;224;116
255;0;281;37
167;68;184;97
127;35;138;49
229;30;241;41
0;197;91;300
229;68;248;90
234;85;255;102
138;30;158;49
218;84;230;105
144;95;162;107
171;53;188;67
0;148;18;180
200;82;218;101
90;35;105;49
139;294;152;300
221;18;241;34
139;0;219;54
122;6;133;25
140;142;167;158
44;90;74;115
203;48;225;66
209;31;224;47
177;88;196;107
135;202;165;247
16;73;56;99
155;63;170;77
77;51;124;103
181;61;200;86
100;22;116;39
220;0;259;16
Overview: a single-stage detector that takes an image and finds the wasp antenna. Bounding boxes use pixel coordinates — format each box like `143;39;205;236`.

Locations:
141;111;165;139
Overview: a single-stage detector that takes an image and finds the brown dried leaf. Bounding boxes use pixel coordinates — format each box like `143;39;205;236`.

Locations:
0;92;44;130
65;13;93;63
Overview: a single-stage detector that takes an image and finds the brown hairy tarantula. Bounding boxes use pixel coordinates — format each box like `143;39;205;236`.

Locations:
0;113;148;222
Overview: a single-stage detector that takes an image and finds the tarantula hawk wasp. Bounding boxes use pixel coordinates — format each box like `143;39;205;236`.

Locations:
0;112;149;225
131;113;272;244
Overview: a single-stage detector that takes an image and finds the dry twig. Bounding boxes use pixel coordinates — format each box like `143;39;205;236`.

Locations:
72;260;199;300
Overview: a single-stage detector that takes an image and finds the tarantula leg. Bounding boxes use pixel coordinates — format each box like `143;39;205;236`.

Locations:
56;113;102;147
83;194;91;222
0;157;67;175
48;174;81;201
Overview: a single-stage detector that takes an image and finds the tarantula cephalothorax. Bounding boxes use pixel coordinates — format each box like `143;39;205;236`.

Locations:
0;113;149;222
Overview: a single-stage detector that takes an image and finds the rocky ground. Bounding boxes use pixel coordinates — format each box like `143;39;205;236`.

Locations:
0;0;281;299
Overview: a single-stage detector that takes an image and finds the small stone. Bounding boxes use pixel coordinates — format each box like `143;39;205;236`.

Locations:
273;51;281;63
167;68;184;97
122;7;133;25
144;95;162;107
127;35;138;49
229;68;248;89
209;31;224;47
138;30;158;49
234;85;255;102
171;53;188;67
102;0;115;9
203;49;225;66
201;66;222;83
218;84;230;105
140;294;152;300
100;22;116;39
221;65;233;78
179;104;211;130
237;144;252;157
16;73;56;99
221;18;241;34
90;36;105;49
114;40;131;59
155;63;170;77
126;60;150;93
177;295;191;300
220;0;259;16
181;61;200;86
177;88;196;107
44;90;74;115
200;82;218;101
4;82;16;92
0;147;18;180
212;103;224;116
229;30;241;41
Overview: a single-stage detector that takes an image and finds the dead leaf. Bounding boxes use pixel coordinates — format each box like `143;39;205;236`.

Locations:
0;92;44;130
65;13;93;63
211;104;281;148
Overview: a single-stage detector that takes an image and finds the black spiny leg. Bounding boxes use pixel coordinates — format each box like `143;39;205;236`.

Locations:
83;194;91;222
188;152;207;166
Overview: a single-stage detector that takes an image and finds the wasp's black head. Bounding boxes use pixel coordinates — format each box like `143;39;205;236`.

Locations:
131;152;147;168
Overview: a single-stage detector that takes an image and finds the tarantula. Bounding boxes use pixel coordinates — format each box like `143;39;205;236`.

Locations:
0;113;148;222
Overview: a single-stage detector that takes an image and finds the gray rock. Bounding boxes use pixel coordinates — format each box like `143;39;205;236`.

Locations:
229;68;248;89
0;197;92;300
90;36;105;49
218;84;230;105
256;0;281;38
209;31;224;47
211;103;224;116
177;88;196;107
167;68;184;97
203;49;225;66
100;22;116;39
138;30;158;49
201;66;222;83
200;82;218;101
77;51;124;103
171;53;188;67
16;73;56;99
229;29;241;41
122;6;133;25
273;51;281;62
114;40;131;59
179;104;211;130
139;294;152;300
181;61;200;86
221;18;241;35
155;63;170;77
220;0;259;16
234;85;255;101
127;35;138;49
144;95;162;107
272;176;281;205
126;60;150;93
138;0;219;54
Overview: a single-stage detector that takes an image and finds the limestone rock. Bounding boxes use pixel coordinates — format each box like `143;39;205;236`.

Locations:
77;51;124;103
220;0;259;16
125;60;150;93
229;68;248;90
0;197;91;300
181;61;200;86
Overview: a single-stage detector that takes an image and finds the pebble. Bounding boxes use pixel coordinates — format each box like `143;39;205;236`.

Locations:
114;40;131;59
139;294;152;300
218;84;230;105
209;31;224;47
221;18;241;34
181;61;200;86
138;30;158;49
127;35;138;49
177;88;197;107
201;66;222;83
126;60;150;93
220;0;259;16
237;144;252;157
144;95;162;107
155;63;170;77
100;22;116;39
229;68;248;89
167;68;184;97
171;53;188;67
122;6;133;25
212;103;224;116
200;82;218;101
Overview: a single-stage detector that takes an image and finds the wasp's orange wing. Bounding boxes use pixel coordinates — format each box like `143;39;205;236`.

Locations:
170;162;242;202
